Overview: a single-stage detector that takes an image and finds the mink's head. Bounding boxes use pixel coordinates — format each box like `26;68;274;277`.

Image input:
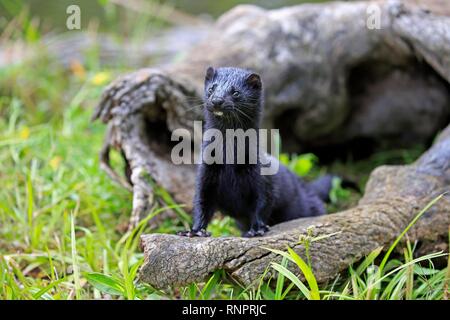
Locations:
203;67;262;128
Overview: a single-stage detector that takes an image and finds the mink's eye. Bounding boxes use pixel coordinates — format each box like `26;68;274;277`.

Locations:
232;90;240;98
208;85;215;95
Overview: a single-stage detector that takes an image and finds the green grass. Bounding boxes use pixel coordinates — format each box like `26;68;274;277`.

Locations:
0;55;245;299
263;195;448;300
0;3;449;299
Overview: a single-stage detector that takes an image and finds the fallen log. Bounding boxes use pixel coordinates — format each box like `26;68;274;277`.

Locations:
138;123;450;288
91;0;450;288
93;0;450;228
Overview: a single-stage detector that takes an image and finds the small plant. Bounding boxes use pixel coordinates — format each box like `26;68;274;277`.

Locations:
262;228;341;300
329;177;352;204
280;153;318;177
84;205;178;299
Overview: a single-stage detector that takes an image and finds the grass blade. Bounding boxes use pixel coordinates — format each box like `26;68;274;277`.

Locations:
379;193;444;273
274;257;287;300
270;262;311;299
70;213;81;300
286;246;320;300
84;272;125;296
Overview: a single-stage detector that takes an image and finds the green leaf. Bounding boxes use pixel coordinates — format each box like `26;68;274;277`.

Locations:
329;177;351;204
261;247;295;263
32;277;67;300
279;154;290;166
274;257;288;300
287;246;320;300
201;270;221;299
310;231;342;243
291;154;317;177
414;266;440;276
270;262;311;299
355;246;383;276
84;272;125;296
260;283;275;300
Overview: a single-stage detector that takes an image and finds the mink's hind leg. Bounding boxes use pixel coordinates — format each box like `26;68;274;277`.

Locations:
242;196;271;238
242;224;269;237
236;219;269;237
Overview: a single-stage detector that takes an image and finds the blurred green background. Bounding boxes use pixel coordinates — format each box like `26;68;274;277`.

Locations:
1;0;328;34
2;0;325;29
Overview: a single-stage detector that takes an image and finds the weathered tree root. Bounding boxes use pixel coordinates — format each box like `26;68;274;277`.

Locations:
139;125;450;289
92;69;198;229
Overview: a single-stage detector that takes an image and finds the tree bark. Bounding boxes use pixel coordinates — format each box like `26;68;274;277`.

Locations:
91;0;450;288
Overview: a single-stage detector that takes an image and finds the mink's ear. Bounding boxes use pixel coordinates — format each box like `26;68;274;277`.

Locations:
246;73;262;90
205;66;215;83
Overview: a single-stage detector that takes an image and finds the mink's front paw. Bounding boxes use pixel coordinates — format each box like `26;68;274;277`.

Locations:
242;225;269;238
177;229;211;237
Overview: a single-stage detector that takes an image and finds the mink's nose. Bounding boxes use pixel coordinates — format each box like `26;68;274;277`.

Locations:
211;98;224;108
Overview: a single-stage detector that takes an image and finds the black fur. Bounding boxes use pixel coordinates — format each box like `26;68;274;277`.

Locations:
178;67;338;238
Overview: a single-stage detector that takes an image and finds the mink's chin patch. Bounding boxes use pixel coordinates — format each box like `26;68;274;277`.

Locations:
213;111;224;116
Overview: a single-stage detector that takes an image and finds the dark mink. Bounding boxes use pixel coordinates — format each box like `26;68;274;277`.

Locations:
178;67;352;238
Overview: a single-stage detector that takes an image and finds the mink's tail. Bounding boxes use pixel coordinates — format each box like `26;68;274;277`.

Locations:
308;174;361;203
